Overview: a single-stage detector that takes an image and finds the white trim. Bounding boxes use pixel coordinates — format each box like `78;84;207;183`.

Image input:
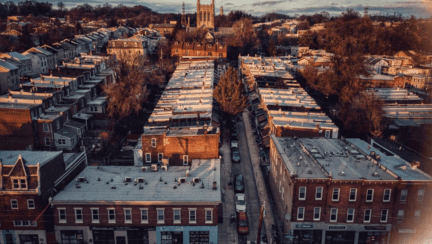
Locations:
299;186;306;200
347;208;355;222
364;209;372;223
330;208;338;222
315;187;323;200
313;207;321;221
74;208;83;223
58;208;67;223
383;189;391;202
145;153;151;163
107;208;116;224
349;188;357;202
297;207;305;221
366;189;374;202
27;199;35;209
158;153;164;163
189;208;197;223
151;138;156;147
205;208;213;224
11;199;18;209
157;208;165;224
173;208;181;224
140;208;149;224
91;208;99;223
332;188;340;201
124;208;132;224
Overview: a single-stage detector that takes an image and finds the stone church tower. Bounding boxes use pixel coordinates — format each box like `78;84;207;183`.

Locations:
197;0;215;29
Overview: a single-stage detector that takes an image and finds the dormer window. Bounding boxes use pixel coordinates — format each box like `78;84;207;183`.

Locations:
12;177;27;190
186;43;190;46
208;44;212;48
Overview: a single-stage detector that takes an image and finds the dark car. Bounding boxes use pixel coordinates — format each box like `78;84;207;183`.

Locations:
232;148;241;163
234;174;245;193
230;132;238;140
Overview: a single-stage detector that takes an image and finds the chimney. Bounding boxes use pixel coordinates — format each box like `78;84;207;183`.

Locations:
41;75;44;81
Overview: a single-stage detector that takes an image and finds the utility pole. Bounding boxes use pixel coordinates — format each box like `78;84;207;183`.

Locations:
257;201;265;244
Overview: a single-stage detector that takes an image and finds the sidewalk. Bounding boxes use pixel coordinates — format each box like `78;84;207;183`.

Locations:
218;123;239;244
242;111;277;243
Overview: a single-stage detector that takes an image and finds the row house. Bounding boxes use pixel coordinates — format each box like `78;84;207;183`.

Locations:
134;60;220;166
0;60;19;94
0;150;88;244
42;45;63;66
107;38;148;60
269;135;432;244
51;159;221;244
0;52;33;76
171;41;227;59
26;47;55;70
58;40;78;59
23;51;48;74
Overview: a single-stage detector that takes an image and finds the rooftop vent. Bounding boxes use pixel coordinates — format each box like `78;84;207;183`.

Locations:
76;177;86;182
135;177;144;183
139;184;143;189
370;151;376;157
141;166;149;172
75;183;81;188
111;185;116;189
372;172;380;177
151;164;158;172
339;171;345;176
186;170;190;177
124;177;132;182
178;177;186;184
200;182;205;188
411;161;420;170
307;170;313;174
375;155;381;161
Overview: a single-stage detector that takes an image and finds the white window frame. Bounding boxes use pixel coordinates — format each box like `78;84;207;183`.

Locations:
91;208;99;223
107;208;116;223
349;188;357;202
11;199;18;209
347;208;355;222
58;208;67;223
151;138;156;147
400;189;408;201
414;210;421;222
11;177;27;190
380;209;388;223
313;207;321;221
183;155;188;165
124;208;132;224
383;189;391;202
157;208;165;224
145;153;151;163
45;137;51;146
158;153;164;163
418;189;425;202
397;209;404;223
205;208;213;224
74;208;83;223
299;187;306;200
315;187;323;200
366;189;374;202
140;208;148;224
189;208;197;223
297;207;305;221
330;208;338;222
332;188;340;201
324;130;330;138
364;209;372;223
27;199;35;209
173;208;181;224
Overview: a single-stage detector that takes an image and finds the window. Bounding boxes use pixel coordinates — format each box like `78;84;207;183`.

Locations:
347;208;355;222
141;209;148;223
58;208;67;223
383;189;391;202
332;188;340;201
299;187;306;200
366;189;374;202
397;210;405;223
11;199;18;209
27;200;35;209
158;153;163;163
80;99;84;107
151;138;156;147
313;207;321;221
189;209;197;223
330;208;338;222
74;208;83;223
14;220;36;227
418;189;425;202
157;209;165;224
325;130;330;138
400;189;408;201
208;52;212;56
349;188;357;201
364;209;371;223
414;210;421;222
45;137;51;146
124;209;132;223
183;155;188;165
145;153;151;163
297;207;305;221
380;209;388;223
205;209;213;223
56;120;60;130
107;208;115;223
43;123;49;132
91;208;99;223
173;209;181;224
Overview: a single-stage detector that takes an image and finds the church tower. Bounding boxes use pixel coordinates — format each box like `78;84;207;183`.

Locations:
220;6;223;15
196;0;215;29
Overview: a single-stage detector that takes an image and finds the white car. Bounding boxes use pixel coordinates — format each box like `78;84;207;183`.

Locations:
235;193;246;212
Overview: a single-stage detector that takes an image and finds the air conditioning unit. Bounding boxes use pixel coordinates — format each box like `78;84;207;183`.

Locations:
124;177;132;182
151;164;158;172
193;177;200;183
161;165;168;171
141;166;149;172
76;177;86;182
135;177;144;183
178;177;186;184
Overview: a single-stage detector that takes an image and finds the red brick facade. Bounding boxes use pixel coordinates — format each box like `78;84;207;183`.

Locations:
171;41;227;59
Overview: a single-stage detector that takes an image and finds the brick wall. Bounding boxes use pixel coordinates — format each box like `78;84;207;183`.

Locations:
0;107;35;150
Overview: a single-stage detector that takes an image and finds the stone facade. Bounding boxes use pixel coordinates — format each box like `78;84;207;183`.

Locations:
197;0;215;29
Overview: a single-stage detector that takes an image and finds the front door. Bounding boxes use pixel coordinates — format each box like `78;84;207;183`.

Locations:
5;234;14;244
19;235;39;244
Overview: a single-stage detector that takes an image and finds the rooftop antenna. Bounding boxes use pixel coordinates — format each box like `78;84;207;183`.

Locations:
364;6;369;18
181;2;187;26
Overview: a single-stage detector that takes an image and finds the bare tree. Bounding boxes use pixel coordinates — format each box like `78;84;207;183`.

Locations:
231;18;260;55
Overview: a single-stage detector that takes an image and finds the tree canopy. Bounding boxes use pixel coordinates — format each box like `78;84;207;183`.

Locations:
213;67;248;116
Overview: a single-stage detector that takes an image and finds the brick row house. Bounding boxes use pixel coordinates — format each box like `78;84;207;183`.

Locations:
171;41;227;59
268;135;432;244
51;159;221;244
0;150;88;244
134;60;220;166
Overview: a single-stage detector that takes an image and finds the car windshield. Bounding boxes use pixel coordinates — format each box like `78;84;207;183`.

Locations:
239;220;248;227
237;200;245;205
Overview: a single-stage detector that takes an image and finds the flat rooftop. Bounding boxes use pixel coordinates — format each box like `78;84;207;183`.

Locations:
0;151;63;166
383;104;432;125
269;110;338;130
367;88;423;103
259;88;321;110
52;159;221;203
272;135;398;181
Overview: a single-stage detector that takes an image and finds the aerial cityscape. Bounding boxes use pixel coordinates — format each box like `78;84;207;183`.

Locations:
0;1;431;244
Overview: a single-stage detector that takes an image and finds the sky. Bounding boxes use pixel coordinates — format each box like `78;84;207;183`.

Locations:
53;0;432;18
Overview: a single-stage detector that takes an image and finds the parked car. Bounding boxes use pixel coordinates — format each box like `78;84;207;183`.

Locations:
235;193;246;212
230;132;238;140
232;148;241;163
234;174;245;192
231;140;239;149
237;211;249;234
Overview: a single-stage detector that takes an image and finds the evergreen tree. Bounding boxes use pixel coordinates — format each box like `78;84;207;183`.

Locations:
213;67;248;116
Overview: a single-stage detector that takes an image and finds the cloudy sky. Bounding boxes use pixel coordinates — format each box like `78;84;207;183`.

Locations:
58;0;432;18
